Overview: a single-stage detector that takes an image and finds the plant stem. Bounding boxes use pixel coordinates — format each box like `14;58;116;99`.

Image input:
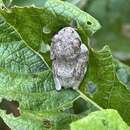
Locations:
76;90;103;110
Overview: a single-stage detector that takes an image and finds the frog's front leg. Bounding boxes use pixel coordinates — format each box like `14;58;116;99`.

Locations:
54;77;62;91
80;44;89;55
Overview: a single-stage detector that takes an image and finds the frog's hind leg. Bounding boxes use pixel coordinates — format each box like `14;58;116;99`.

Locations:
54;77;62;91
72;81;81;90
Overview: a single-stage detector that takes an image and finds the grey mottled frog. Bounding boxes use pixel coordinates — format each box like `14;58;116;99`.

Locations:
51;27;89;90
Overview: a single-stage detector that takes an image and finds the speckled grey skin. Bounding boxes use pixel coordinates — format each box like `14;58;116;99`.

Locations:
51;27;89;90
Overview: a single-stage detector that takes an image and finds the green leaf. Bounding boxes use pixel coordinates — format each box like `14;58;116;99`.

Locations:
0;0;101;52
82;46;130;125
70;109;130;130
0;17;101;130
0;110;80;130
0;17;48;73
0;68;80;112
0;16;78;129
1;0;101;66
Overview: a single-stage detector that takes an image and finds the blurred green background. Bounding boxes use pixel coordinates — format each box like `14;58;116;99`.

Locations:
64;0;130;65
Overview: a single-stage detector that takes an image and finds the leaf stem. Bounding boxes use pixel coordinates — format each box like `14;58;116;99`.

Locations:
76;90;103;110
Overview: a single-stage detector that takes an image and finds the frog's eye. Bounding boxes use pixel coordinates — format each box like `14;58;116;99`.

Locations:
73;38;81;48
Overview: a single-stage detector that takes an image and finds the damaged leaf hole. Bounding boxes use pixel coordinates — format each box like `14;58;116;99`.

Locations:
0;117;11;130
87;21;92;25
87;81;97;96
43;119;52;129
0;98;20;117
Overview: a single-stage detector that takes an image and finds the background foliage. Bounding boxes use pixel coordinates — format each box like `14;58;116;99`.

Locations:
65;0;130;65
